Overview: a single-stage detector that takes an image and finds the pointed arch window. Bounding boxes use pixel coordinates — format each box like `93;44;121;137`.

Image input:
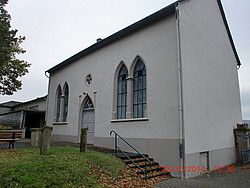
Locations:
133;60;146;118
63;84;69;122
56;86;62;122
117;65;128;119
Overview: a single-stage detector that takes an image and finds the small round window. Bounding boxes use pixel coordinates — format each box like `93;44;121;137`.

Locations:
85;74;92;86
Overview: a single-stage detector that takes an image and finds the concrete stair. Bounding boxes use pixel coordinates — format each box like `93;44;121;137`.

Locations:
118;152;170;180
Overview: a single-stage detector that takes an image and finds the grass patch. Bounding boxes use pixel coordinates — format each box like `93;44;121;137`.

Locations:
0;146;152;187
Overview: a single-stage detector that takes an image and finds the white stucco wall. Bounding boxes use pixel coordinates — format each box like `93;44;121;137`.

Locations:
46;0;242;178
179;0;242;156
47;14;181;143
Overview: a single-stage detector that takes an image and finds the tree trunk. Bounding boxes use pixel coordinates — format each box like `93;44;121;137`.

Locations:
80;128;88;152
40;126;53;155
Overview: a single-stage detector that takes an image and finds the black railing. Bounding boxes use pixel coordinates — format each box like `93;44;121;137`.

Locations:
110;130;152;179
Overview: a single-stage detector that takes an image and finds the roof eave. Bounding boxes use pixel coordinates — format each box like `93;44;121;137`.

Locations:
217;0;241;67
13;96;47;108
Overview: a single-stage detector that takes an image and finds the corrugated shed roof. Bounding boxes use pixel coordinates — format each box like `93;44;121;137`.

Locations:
0;101;23;108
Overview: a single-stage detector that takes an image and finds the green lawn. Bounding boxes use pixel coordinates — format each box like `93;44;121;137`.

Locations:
0;146;146;188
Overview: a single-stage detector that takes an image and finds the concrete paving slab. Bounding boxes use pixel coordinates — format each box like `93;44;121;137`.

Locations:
155;166;250;188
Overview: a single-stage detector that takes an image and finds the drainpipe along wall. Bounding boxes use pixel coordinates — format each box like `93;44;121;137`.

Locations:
45;71;51;125
176;5;186;179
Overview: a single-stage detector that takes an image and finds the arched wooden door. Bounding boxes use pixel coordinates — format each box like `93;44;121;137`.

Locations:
82;97;95;144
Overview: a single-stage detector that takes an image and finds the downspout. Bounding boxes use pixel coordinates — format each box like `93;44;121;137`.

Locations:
176;5;186;179
45;71;51;125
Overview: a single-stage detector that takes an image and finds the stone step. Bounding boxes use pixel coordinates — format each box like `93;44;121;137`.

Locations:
123;157;154;164
129;161;159;168
136;167;163;174
137;166;164;174
142;172;171;180
114;150;171;180
87;145;171;180
118;153;149;160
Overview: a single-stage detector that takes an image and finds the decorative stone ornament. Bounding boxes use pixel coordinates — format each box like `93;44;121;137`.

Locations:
85;74;92;86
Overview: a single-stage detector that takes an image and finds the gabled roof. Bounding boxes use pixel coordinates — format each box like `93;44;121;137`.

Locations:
216;0;241;67
46;1;178;74
0;96;47;108
13;96;47;108
46;0;241;74
0;101;23;108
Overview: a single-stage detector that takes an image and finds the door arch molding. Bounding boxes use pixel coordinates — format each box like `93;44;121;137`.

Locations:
79;96;95;144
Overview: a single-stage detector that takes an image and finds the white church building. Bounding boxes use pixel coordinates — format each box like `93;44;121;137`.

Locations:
46;0;242;177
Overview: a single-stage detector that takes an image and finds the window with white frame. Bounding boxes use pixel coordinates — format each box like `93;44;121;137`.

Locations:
63;83;69;122
56;85;62;122
114;58;147;120
55;83;69;123
117;65;128;119
133;60;146;118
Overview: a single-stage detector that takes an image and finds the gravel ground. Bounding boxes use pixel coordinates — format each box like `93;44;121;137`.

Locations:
0;139;31;150
1;139;249;188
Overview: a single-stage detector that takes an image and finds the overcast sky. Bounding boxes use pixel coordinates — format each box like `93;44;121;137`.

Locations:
1;0;249;120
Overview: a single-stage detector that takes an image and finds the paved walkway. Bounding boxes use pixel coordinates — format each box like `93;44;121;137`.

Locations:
1;139;249;187
0;138;31;150
155;165;250;188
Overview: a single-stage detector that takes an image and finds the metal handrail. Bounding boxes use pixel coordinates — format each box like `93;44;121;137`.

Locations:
110;130;152;178
116;146;147;174
110;130;152;165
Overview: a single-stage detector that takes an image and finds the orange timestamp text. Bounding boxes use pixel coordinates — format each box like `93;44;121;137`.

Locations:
162;166;206;172
162;165;235;173
213;166;235;172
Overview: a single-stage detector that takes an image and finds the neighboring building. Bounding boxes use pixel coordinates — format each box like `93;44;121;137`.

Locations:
0;96;47;138
243;120;250;128
0;101;22;114
45;0;242;178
